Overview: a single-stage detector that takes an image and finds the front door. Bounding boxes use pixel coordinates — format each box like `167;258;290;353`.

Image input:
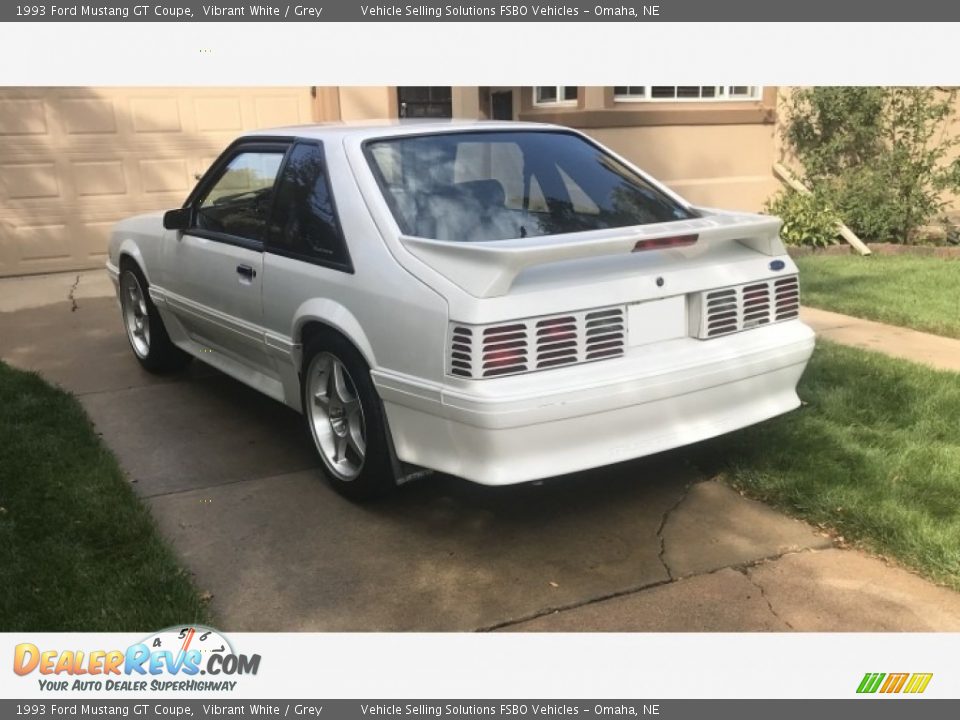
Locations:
163;145;288;369
491;91;513;120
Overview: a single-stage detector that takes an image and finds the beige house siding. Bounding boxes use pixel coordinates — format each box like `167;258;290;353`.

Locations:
585;124;778;212
0;87;312;277
333;86;396;121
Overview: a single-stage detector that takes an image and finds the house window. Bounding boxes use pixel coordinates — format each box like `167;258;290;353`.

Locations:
534;86;578;106
613;86;647;100
613;86;761;102
397;86;452;118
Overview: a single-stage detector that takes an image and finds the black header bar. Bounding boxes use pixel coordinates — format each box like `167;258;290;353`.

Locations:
3;0;958;22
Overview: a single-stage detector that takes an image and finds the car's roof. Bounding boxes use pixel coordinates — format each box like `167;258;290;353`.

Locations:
242;119;568;142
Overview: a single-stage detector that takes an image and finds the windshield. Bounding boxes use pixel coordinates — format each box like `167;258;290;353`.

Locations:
364;130;696;242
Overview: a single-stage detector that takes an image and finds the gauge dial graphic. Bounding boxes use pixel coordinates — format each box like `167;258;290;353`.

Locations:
139;625;234;662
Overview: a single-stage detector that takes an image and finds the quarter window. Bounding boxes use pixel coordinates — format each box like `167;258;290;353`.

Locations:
268;143;351;270
196;151;285;243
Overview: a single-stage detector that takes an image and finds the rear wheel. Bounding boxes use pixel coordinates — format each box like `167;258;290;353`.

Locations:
119;263;191;373
302;331;395;501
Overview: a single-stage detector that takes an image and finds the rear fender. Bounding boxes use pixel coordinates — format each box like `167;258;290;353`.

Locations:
292;298;377;370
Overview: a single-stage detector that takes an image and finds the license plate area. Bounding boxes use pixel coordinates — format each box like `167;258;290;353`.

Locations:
627;296;688;347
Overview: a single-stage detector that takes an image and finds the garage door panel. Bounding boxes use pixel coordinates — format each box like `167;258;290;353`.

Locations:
59;97;117;135
140;158;192;194
1;162;61;200
13;223;71;262
1;208;155;275
0;98;48;135
194;97;244;132
131;97;183;134
72;161;128;197
255;95;306;127
0;86;314;276
80;221;114;261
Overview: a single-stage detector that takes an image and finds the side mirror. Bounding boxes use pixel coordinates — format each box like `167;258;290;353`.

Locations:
162;207;191;231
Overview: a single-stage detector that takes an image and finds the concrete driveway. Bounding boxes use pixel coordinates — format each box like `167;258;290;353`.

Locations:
3;272;960;631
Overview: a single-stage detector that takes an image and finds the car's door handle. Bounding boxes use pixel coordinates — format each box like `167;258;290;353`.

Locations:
236;264;257;279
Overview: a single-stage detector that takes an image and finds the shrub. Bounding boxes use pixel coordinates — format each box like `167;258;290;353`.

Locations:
764;190;840;248
780;87;960;243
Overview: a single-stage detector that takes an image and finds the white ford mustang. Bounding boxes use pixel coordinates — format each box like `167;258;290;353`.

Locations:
107;120;814;500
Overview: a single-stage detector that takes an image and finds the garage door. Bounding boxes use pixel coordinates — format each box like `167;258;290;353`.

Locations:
0;87;314;277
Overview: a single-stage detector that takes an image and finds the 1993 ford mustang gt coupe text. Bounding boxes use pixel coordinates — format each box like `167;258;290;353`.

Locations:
107;120;814;499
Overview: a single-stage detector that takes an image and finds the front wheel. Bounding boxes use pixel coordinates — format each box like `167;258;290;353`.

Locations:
302;333;396;501
119;264;191;373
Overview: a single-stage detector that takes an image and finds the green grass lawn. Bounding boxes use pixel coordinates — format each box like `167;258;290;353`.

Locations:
795;253;960;338
0;361;209;631
697;340;960;590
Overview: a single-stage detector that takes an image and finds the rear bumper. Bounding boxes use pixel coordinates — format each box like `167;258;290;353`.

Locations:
373;320;815;485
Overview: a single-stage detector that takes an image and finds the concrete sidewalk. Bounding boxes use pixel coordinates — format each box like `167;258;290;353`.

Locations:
2;271;960;631
0;269;113;313
801;306;960;373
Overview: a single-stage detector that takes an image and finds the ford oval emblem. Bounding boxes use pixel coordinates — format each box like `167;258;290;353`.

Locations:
769;259;786;271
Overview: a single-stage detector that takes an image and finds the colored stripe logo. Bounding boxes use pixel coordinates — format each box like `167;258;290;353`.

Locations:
857;672;933;694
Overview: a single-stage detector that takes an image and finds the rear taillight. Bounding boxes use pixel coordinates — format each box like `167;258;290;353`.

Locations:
698;275;800;338
448;306;627;379
481;324;529;376
632;234;698;252
484;347;526;375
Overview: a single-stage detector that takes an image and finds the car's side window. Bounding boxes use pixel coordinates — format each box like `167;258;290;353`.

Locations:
268;142;352;271
195;151;286;244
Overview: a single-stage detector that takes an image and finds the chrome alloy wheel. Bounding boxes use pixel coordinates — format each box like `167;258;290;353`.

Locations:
306;352;367;481
120;271;151;359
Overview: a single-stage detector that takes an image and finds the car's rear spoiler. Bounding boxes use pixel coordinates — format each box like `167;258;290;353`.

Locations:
400;210;785;298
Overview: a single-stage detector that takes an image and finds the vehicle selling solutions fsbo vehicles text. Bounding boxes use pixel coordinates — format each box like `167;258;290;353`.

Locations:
357;5;660;17
360;5;582;17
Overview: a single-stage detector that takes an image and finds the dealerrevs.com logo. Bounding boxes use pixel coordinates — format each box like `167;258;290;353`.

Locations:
13;626;260;692
857;672;933;695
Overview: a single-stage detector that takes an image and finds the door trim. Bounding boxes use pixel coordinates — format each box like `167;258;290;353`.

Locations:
152;285;265;346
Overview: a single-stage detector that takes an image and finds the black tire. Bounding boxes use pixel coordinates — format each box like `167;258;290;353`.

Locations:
118;260;191;374
301;330;396;501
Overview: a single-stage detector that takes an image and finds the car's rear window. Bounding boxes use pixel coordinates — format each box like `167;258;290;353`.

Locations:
364;130;696;242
